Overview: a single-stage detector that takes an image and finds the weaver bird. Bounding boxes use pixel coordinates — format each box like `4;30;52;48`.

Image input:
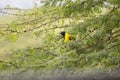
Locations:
60;31;75;42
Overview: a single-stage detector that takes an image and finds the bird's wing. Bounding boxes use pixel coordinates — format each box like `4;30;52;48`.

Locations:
69;35;75;40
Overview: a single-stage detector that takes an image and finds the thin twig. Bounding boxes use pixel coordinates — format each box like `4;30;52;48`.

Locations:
107;5;120;16
0;60;18;67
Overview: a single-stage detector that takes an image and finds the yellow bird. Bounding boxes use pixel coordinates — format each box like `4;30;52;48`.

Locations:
60;31;75;42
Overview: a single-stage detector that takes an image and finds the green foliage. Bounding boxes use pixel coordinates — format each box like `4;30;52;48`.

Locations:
0;0;120;73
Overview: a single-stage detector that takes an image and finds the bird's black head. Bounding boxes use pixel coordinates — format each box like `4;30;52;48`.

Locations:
60;31;65;37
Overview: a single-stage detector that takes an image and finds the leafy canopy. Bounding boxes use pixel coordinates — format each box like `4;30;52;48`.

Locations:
0;0;120;72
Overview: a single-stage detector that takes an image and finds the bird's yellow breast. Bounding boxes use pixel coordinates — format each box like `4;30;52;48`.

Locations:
64;33;70;42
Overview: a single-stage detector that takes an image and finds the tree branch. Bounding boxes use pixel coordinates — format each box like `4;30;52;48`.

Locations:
107;5;120;16
0;60;18;68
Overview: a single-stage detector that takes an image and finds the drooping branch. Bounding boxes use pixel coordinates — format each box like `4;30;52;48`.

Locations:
2;17;62;34
0;60;18;68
